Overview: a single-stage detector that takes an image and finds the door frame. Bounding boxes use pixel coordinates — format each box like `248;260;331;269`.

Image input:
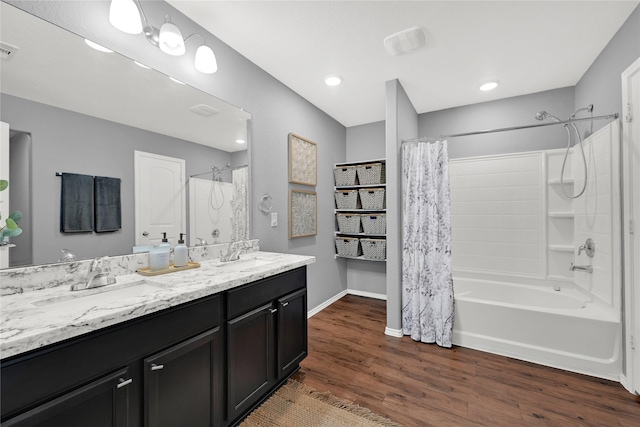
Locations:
621;56;640;394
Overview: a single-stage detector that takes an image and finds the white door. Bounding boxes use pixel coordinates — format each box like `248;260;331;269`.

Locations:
0;121;9;268
134;151;186;247
622;57;640;394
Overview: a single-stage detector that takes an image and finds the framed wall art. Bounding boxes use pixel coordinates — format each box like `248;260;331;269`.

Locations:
288;133;317;186
289;189;317;238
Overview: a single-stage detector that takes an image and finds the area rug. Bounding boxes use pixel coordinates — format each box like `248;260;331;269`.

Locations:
239;380;403;427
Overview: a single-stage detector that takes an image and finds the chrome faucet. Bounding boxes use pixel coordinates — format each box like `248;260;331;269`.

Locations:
220;242;241;262
71;257;116;291
196;237;208;246
570;263;593;274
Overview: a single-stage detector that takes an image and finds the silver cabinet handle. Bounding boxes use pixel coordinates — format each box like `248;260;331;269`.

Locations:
281;302;289;307
117;378;133;388
269;308;277;314
151;363;164;371
142;231;149;237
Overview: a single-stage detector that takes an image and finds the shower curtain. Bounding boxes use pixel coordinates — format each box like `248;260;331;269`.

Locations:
402;140;454;348
231;166;249;241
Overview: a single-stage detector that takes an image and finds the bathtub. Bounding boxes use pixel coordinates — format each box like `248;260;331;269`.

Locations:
452;277;621;380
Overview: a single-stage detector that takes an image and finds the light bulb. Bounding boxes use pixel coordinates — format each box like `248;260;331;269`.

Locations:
195;45;218;74
159;21;185;56
109;0;142;34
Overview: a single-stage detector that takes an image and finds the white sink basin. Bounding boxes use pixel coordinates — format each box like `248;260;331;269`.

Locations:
218;258;274;271
31;280;165;314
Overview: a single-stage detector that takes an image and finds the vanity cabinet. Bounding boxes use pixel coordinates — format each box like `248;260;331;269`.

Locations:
1;266;308;427
225;268;307;423
144;327;222;427
1;294;223;427
1;367;132;427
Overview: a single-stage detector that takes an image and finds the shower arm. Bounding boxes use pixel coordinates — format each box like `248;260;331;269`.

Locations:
403;113;618;144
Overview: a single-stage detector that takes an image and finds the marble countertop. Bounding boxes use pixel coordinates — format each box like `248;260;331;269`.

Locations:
0;252;315;359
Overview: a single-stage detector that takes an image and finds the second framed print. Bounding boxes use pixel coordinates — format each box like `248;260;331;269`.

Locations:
289;133;317;186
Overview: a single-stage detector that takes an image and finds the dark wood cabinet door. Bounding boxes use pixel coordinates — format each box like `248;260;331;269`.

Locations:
144;327;222;427
2;367;132;427
277;288;308;378
226;302;275;422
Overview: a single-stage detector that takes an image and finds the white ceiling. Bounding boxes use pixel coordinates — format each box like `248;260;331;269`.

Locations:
169;0;639;128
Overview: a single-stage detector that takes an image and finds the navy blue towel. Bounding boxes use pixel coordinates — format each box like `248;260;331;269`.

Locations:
94;176;122;232
60;173;94;233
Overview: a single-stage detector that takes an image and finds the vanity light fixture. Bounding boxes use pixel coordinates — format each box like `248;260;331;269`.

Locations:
324;75;342;86
108;0;218;73
84;39;113;53
479;81;499;91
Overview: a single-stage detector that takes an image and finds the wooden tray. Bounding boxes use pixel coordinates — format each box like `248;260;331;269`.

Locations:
137;262;200;276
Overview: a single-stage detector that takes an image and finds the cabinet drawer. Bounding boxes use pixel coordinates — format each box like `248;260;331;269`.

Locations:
226;267;306;319
1;294;222;421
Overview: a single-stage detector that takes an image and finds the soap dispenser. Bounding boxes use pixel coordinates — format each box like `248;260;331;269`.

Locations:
173;233;189;267
158;233;171;249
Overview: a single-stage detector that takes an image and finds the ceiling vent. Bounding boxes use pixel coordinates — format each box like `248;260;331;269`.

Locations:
383;27;427;56
190;104;219;117
0;42;20;61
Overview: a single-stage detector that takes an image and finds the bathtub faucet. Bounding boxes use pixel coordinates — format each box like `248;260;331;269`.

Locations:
570;263;593;273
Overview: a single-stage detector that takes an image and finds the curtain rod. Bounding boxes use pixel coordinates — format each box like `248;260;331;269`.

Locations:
190;164;248;178
402;113;619;144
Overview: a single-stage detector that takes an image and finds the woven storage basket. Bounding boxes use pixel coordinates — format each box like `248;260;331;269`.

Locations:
334;189;360;209
360;213;386;235
356;163;385;185
336;213;361;234
333;165;358;186
335;237;362;258
358;188;385;210
360;238;386;260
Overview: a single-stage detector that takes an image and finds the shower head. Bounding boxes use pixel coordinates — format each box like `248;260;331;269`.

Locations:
535;111;562;122
570;104;594;119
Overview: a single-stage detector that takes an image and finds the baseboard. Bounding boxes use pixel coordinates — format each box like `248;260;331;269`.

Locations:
347;289;387;300
384;327;403;338
307;290;347;318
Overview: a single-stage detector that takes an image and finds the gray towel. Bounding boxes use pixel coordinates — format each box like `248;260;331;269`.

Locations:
94;176;122;232
60;173;94;233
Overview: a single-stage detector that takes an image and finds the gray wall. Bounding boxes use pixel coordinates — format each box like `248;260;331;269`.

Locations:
345;120;386;296
419;87;575;159
2;93;232;265
575;4;640;136
386;79;418;333
7;0;348;310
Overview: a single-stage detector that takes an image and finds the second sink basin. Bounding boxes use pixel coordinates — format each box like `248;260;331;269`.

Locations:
31;280;165;314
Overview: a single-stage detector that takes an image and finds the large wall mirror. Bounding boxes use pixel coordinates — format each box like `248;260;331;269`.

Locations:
0;3;251;268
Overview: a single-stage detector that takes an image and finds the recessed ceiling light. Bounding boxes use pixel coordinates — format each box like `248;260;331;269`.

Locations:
324;75;342;86
235;139;246;145
134;61;150;69
479;81;498;91
84;39;113;53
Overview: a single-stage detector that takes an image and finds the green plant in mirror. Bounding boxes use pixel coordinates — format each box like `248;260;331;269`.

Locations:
0;179;23;244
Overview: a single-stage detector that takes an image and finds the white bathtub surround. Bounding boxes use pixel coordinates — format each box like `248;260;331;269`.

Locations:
572;120;622;312
453;276;621;380
0;250;315;359
0;240;260;296
402;140;454;348
448;120;622;380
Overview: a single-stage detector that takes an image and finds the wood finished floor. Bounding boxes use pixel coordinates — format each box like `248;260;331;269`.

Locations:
292;295;640;426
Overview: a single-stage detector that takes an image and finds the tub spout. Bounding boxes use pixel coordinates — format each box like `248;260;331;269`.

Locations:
570;263;592;273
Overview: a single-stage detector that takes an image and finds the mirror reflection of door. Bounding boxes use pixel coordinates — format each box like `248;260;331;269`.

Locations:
134;151;185;247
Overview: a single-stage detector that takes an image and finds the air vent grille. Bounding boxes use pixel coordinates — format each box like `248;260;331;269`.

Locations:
190;104;219;117
0;42;20;61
